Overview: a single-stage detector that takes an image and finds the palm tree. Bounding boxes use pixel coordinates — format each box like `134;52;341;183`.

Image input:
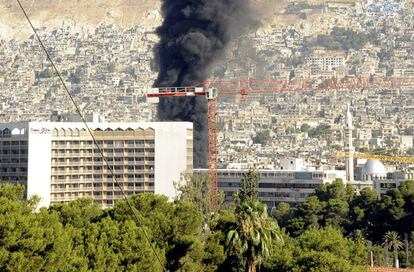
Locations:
226;200;282;272
352;229;375;267
351;229;366;245
383;231;403;268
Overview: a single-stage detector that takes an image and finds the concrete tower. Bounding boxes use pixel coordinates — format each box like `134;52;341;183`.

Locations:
344;103;354;182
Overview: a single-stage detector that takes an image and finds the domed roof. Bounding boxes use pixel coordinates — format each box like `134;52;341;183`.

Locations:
361;160;387;176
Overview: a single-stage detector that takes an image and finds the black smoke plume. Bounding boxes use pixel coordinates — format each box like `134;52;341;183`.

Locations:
154;0;257;168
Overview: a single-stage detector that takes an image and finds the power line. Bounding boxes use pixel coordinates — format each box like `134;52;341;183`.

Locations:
15;1;167;271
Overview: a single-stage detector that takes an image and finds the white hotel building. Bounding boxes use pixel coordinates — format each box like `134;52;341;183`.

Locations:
0;122;193;208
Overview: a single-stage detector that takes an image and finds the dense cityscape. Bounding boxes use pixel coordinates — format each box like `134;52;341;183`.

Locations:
0;0;414;271
1;1;414;167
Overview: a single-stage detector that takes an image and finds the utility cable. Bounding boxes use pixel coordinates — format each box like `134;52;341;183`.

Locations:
15;1;167;271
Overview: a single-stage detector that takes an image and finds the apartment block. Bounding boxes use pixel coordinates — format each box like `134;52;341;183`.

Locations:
306;55;346;71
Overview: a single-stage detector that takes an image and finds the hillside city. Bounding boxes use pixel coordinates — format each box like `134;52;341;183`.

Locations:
1;0;414;171
1;0;414;271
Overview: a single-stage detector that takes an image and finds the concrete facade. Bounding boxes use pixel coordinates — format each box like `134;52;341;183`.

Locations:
195;164;346;209
0;122;193;208
373;171;414;198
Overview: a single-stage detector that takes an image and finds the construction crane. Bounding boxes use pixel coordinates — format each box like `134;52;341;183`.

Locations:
146;76;414;206
332;152;414;164
147;86;220;205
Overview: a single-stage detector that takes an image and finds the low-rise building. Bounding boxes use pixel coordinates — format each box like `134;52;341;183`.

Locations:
373;171;414;197
218;168;345;208
196;159;346;209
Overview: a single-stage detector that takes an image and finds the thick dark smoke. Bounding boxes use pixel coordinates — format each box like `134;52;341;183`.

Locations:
154;0;257;168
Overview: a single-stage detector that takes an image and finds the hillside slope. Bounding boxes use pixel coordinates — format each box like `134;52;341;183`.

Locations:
0;0;367;39
0;0;160;38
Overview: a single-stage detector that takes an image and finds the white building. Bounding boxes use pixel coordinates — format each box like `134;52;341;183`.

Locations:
360;159;387;181
305;55;346;71
0;122;193;208
279;158;305;171
217;169;345;208
356;159;414;198
401;135;413;149
197;159;346;208
373;171;414;198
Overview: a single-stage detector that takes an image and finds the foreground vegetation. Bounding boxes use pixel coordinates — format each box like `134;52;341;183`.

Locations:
0;175;413;271
274;178;414;269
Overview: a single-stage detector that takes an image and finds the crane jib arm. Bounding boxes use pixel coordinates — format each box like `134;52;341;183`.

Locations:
146;87;207;97
146;87;218;102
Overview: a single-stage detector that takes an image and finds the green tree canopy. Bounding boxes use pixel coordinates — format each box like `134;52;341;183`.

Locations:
234;169;259;203
316;27;376;51
308;124;331;138
263;227;366;272
252;130;271;145
300;123;310;133
293;226;367;272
